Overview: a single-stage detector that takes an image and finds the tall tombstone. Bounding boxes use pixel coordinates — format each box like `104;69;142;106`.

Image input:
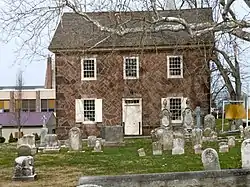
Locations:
69;127;82;151
40;126;48;148
241;139;250;169
239;125;244;139
191;128;203;146
201;148;220;170
194;106;201;129
182;100;194;137
152;141;162;156
228;136;236;148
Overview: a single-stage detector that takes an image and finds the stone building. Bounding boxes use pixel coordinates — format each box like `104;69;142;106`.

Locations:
49;8;214;139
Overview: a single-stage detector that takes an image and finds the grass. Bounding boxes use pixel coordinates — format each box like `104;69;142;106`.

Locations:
0;138;242;187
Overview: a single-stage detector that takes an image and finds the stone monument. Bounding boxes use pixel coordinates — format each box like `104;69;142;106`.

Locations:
241;139;250;169
182;99;194;138
43;134;60;153
39;115;48;148
202;148;220;170
69;127;82;151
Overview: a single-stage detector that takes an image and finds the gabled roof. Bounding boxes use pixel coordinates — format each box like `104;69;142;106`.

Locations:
0;112;54;127
49;8;213;51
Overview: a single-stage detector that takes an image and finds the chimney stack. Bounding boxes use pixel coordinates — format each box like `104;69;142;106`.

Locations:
165;0;176;10
44;55;53;89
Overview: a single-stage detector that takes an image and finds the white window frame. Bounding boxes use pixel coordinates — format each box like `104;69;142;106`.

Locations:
167;55;183;78
161;97;187;123
123;56;139;80
81;57;97;81
75;98;102;124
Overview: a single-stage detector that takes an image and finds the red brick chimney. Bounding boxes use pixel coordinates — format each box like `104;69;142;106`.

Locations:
44;55;53;89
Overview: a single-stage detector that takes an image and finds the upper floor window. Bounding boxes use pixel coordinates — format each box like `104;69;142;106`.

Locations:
0;100;10;112
123;57;139;79
41;99;55;112
167;55;183;78
81;58;97;80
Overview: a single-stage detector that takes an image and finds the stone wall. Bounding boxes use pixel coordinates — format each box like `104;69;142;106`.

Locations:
55;47;212;139
77;169;250;187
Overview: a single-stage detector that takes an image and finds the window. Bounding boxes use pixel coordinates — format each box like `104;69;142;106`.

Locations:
75;99;102;123
161;97;187;123
0;100;10;112
81;58;97;80
124;57;139;79
167;55;183;78
41;99;55;112
83;100;95;121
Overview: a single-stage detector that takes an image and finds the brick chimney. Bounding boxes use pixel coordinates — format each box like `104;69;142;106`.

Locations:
44;55;53;89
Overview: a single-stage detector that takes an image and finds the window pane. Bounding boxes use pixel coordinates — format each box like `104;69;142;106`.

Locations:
41;99;48;111
83;59;95;78
15;100;22;109
48;99;55;109
169;56;182;76
29;100;36;112
125;58;138;78
0;101;3;109
4;101;10;109
83;100;95;121
170;98;182;120
22;99;29;110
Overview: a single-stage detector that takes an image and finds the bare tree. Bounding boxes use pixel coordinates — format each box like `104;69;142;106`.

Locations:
0;0;250;101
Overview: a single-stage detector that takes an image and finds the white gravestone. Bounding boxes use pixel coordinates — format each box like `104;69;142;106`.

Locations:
241;139;250;169
228;136;236;148
137;148;146;157
244;127;250;139
202;148;220;170
152;141;162;156
192;128;203;146
194;144;202;154
39;127;48;148
204;114;216;130
219;142;229;153
43;134;60;153
19;134;37;155
172;138;185;155
88;136;97;148
239;125;244;139
182;107;194;136
92;139;103;152
69;127;82;151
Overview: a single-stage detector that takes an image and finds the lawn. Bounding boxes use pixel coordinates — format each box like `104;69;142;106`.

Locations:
0;138;242;187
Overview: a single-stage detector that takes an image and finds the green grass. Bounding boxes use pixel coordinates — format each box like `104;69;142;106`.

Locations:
0;138;242;187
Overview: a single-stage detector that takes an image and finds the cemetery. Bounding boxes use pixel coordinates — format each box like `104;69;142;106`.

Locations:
0;102;250;187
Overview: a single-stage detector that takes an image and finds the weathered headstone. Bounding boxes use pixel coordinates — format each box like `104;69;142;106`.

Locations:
69;127;82;151
172;133;185;155
160;108;172;128
191;128;203;146
194;144;202;154
103;126;125;146
194;106;201;129
151;127;173;151
43;134;60;153
17;144;32;156
201;148;220;170
219;142;229;153
204;114;216;130
152;141;162;156
12;156;36;181
182;104;194;138
92;139;103;152
88;136;97;148
241;139;250;169
239;125;244;139
228;136;236;148
19;134;37;155
39;126;48;148
137;148;146;157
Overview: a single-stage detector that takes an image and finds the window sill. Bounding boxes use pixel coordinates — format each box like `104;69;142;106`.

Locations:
82;121;97;125
81;78;97;81
167;76;183;79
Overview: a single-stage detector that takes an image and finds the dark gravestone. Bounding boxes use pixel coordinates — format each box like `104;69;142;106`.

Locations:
103;126;125;146
17;144;32;156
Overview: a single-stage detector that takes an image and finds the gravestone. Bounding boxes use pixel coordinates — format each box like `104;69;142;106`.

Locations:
244;126;250;139
160;109;172;128
19;134;37;155
204;114;216;130
182;103;194;138
92;139;103;152
151;127;173;151
194;144;202;154
241;139;250;169
172;138;185;155
39;126;48;148
103;126;125;146
219;142;229;153
194;106;201;129
69;127;82;151
43;134;60;153
239;125;244;139
137;148;146;157
203;128;217;142
228;136;236;148
152;141;162;156
17;144;32;156
191;128;203;146
88;136;97;148
201;148;220;170
12;156;36;181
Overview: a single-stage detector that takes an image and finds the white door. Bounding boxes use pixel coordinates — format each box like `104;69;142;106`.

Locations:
123;99;142;135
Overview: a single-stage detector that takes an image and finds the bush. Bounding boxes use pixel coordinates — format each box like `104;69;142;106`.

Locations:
8;133;17;143
33;133;40;141
0;137;5;143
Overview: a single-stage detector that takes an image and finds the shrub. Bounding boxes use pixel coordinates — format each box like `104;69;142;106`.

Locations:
8;133;17;143
33;133;40;141
0;137;5;143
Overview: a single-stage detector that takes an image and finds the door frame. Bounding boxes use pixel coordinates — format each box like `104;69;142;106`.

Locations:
122;98;142;135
